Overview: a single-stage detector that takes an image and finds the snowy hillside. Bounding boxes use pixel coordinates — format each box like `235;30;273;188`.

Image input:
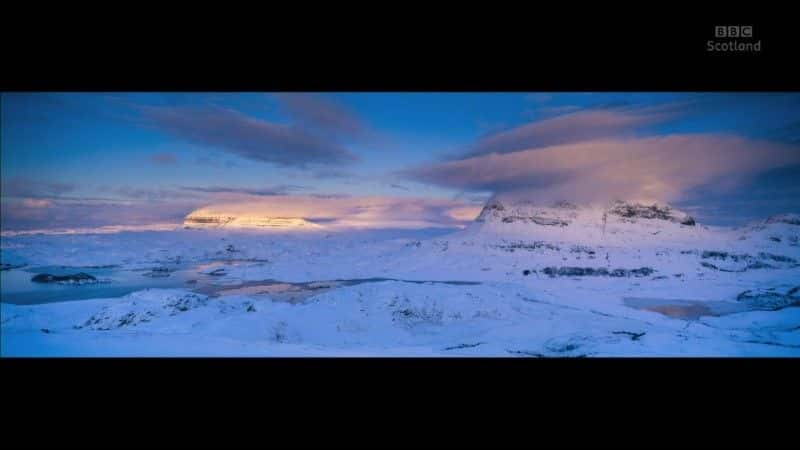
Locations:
2;199;798;357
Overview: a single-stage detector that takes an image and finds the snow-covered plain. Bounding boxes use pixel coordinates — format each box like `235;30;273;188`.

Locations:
2;201;799;357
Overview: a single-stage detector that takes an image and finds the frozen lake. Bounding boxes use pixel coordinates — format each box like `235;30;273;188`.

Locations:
0;263;483;306
0;265;201;305
622;296;751;320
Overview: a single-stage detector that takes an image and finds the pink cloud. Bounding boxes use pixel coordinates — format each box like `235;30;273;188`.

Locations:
406;134;800;204
462;105;681;157
22;198;52;208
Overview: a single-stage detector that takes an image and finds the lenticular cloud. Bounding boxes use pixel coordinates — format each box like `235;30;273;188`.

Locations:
406;134;800;204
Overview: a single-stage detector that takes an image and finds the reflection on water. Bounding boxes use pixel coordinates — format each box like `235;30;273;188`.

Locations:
1;261;482;306
623;297;750;320
0;265;201;305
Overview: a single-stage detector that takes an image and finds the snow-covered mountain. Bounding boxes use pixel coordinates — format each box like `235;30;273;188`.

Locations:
427;198;800;281
183;209;322;230
464;199;710;247
2;197;798;357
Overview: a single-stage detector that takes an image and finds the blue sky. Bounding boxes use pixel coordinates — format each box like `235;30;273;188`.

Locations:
2;92;799;230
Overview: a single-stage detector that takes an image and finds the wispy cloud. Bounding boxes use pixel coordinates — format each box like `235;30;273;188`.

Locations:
459;105;681;158
114;186;201;201
312;169;362;180
0;197;200;231
141;105;358;167
273;93;365;140
179;185;308;197
405;134;800;205
1;177;77;199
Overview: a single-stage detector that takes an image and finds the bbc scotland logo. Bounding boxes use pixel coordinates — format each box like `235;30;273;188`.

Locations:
708;25;761;52
715;26;753;38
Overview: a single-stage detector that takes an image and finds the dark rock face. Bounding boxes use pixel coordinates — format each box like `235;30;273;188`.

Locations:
142;267;171;278
184;215;236;226
476;199;571;226
612;331;646;341
475;200;506;222
759;253;797;264
745;261;776;270
493;241;560;252
736;287;800;310
699;250;797;271
501;216;569;226
552;201;578;210
610;202;673;220
391;306;444;327
608;201;695;226
31;272;97;285
570;245;596;255
165;293;209;313
765;214;800;226
541;266;654;277
700;261;731;271
702;251;737;260
629;267;655;277
77;292;209;330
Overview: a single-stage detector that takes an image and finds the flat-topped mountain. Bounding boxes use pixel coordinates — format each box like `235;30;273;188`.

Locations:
184;209;321;230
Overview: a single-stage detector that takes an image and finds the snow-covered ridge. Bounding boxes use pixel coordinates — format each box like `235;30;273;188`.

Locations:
0;223;181;237
468;199;707;247
764;214;800;226
736;213;800;246
183;210;321;230
476;199;695;227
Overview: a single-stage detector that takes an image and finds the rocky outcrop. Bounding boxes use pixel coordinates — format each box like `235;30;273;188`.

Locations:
475;199;507;223
142;267;172;278
31;272;98;285
183;215;236;227
76;290;210;330
736;286;800;310
501;216;569;226
699;250;798;272
540;266;655;277
765;214;800;226
475;199;576;226
492;241;560;252
475;199;697;231
608;201;695;226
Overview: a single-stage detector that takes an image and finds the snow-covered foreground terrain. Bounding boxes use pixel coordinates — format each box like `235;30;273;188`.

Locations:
2;201;799;357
